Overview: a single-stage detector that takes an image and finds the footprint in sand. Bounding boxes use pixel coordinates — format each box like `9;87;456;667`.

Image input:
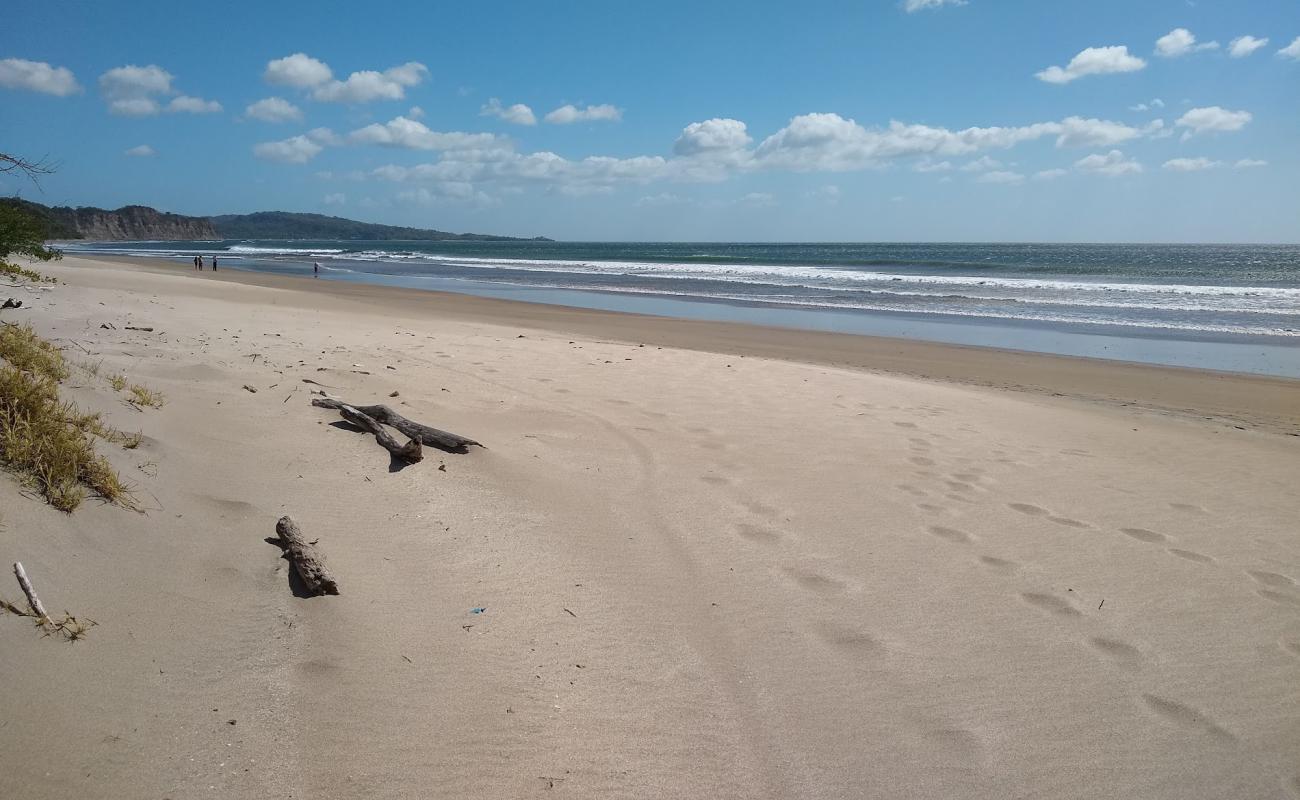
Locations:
908;437;932;450
909;456;936;467
1021;592;1081;617
700;475;731;486
736;523;781;545
927;525;974;544
1247;570;1297;589
1258;590;1300;607
1167;548;1214;563
979;555;1019;571
896;484;929;497
945;480;976;493
1140;694;1236;742
1009;503;1050;517
915;502;946;514
893;421;918;429
1170;502;1208;514
744;500;779;519
785;567;846;594
819;624;886;656
945;493;978;505
1120;528;1167;544
1088;637;1142;669
1048;516;1091;529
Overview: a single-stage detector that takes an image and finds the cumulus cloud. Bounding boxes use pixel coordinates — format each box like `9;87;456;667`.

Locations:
673;118;752;156
914;160;953;173
636;192;688;207
168;95;222;114
1155;28;1218;58
264;53;333;88
544;103;622;124
1128;98;1164;112
1228;35;1269;58
960;156;1002;172
1034;168;1068;180
313;62;429;103
1036;46;1145;84
1277;36;1300;60
306;127;342;146
1074;150;1142;176
408;105;425;119
902;0;966;11
977;170;1025;184
1163;157;1222;172
348;116;501;150
1234;158;1267;169
124;144;155;157
253;135;323;163
98;64;219;116
0;58;80;96
1175;106;1251;137
481;98;537;125
245;96;303;122
740;192;776;207
322;192;346;205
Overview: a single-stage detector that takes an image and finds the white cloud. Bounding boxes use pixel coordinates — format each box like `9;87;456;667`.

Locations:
1034;168;1068;180
902;0;966;11
306;127;342;146
1036;46;1145;84
806;184;841;203
0;58;80;96
245;96;303;122
914;159;953;172
98;64;218;116
481;98;537;125
1234;158;1267;169
673;118;752;156
408;105;425;119
1053;116;1150;147
1278;36;1300;60
1163;157;1222;172
960;155;1003;172
740;192;776;207
322;192;346;205
636;192;688;207
253;135;323;163
1075;150;1142;176
1176;106;1251;137
264;53;332;88
313;62;429;103
1155;28;1219;58
168;95;222;114
124;144;155;157
977;170;1025;184
348;116;501;150
1228;36;1269;58
1129;98;1165;112
544;103;622;124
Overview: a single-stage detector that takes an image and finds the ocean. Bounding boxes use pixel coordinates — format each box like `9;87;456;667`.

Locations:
64;240;1300;377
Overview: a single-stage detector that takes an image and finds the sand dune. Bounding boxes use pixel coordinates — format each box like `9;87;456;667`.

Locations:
1;256;1297;799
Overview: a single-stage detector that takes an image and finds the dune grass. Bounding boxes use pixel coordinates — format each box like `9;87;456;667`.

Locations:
127;383;165;409
0;323;133;511
0;262;56;284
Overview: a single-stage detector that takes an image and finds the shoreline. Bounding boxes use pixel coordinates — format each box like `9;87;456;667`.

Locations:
75;254;1300;437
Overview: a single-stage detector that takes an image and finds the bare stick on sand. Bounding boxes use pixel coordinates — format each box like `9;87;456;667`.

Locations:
337;404;424;463
311;397;482;452
274;517;340;596
12;562;50;623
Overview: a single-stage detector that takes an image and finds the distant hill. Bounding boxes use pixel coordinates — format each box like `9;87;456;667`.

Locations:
208;211;548;242
2;199;547;242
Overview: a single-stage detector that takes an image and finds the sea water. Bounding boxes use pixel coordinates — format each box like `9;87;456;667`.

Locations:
65;241;1300;377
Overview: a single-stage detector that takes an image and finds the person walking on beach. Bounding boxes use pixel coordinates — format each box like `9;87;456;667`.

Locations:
314;261;320;278
197;255;205;270
193;255;199;271
211;256;218;271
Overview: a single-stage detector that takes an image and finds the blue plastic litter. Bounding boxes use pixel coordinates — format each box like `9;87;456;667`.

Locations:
470;607;486;614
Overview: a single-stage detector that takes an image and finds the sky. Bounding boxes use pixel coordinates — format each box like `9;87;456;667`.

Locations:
1;0;1298;242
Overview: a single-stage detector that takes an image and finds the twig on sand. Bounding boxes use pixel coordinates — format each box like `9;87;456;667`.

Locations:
12;562;49;623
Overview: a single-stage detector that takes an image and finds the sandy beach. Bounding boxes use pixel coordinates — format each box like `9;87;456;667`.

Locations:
2;254;1298;799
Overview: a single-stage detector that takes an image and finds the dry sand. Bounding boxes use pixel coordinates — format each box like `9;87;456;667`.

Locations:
1;255;1298;799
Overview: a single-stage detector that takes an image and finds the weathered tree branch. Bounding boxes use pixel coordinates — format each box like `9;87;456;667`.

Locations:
312;397;482;452
274;517;339;596
337;403;423;462
12;562;49;622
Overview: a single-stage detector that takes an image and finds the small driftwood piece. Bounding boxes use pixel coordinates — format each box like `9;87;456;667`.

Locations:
311;397;482;452
124;326;154;332
274;516;339;596
12;562;50;622
337;403;423;462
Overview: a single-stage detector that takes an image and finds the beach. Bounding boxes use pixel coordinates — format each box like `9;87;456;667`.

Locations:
1;254;1298;798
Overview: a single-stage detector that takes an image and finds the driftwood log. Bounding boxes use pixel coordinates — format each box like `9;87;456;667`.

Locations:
338;403;423;462
274;517;339;596
12;562;49;622
312;397;482;452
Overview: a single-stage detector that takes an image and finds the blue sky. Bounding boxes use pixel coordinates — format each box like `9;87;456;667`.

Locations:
2;0;1297;241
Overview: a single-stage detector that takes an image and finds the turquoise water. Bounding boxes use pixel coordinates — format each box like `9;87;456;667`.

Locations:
67;240;1300;377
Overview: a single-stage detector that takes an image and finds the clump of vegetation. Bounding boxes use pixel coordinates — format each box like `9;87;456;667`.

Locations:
0;201;61;284
0;597;98;642
0;323;133;511
108;373;126;391
127;383;164;409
